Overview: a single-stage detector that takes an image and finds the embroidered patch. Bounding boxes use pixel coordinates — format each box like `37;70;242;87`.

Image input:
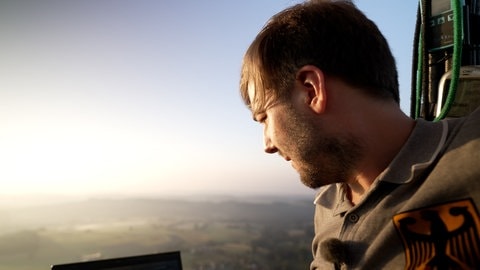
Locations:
393;199;480;270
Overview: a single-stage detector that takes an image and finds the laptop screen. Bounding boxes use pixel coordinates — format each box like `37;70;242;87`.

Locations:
51;251;182;270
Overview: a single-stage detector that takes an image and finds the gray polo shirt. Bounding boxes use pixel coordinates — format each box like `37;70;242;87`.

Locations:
310;110;480;269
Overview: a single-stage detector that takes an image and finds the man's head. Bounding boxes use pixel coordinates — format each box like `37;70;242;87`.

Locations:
240;0;399;116
239;0;400;188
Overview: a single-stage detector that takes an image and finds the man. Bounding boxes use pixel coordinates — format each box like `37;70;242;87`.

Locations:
239;0;480;269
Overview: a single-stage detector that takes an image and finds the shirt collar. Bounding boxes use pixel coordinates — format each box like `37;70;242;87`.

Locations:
378;118;448;184
313;183;353;215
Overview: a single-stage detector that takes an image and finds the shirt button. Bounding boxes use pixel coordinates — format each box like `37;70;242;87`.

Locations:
348;213;359;223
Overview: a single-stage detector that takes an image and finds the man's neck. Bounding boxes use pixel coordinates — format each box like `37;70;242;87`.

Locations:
346;108;416;205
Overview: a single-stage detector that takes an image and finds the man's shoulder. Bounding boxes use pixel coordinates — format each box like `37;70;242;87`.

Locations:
444;107;480;149
430;107;480;181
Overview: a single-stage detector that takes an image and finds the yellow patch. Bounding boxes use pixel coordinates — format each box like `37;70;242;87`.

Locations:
393;199;480;270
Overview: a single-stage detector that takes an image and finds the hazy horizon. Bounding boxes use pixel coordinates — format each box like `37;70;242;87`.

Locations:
0;190;317;209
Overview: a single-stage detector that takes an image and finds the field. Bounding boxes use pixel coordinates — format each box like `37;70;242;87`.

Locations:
0;196;315;269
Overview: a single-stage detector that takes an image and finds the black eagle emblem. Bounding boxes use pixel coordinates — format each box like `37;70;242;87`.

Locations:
393;199;480;270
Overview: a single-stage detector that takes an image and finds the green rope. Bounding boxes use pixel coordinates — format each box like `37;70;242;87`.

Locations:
434;0;463;121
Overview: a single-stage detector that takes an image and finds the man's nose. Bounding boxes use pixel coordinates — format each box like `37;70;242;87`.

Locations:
263;134;278;154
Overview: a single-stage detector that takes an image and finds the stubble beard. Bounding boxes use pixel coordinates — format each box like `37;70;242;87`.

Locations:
285;107;364;189
297;134;363;189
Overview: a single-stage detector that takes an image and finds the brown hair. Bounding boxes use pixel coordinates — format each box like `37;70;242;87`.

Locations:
240;0;399;113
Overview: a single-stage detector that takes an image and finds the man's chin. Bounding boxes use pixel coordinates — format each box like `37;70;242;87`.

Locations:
299;174;323;189
298;171;338;189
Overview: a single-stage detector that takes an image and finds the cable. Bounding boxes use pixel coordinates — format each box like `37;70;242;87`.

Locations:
434;0;463;121
413;0;464;120
411;3;421;118
413;0;428;119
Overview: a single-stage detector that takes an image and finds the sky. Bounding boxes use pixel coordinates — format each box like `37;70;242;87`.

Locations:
0;0;418;199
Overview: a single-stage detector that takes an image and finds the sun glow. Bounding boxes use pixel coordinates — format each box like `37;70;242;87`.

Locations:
0;109;185;195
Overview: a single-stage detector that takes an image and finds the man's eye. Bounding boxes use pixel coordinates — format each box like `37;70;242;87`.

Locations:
257;114;267;123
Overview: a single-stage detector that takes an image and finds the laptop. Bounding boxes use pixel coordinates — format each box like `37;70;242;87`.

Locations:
51;251;182;270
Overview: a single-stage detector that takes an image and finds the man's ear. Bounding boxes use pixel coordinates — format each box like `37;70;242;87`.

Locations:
296;65;327;114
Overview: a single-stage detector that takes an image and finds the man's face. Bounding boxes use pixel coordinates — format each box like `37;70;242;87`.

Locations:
248;83;363;189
